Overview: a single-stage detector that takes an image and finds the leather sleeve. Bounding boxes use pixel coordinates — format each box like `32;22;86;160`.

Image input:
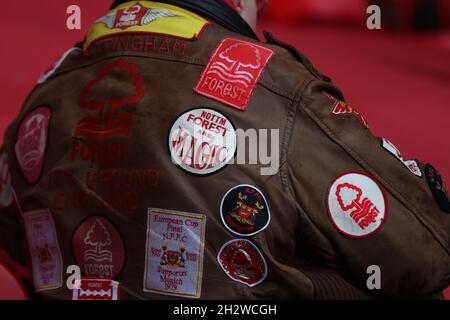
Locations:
286;79;450;298
0;148;30;288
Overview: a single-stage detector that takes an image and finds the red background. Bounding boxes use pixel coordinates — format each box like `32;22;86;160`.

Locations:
0;0;448;299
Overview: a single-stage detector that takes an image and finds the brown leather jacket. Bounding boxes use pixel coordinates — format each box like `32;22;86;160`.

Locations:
0;1;449;300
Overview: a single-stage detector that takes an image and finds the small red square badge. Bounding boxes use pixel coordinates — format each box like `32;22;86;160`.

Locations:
195;38;273;111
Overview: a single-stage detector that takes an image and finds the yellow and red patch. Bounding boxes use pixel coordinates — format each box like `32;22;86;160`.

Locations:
324;92;368;127
84;1;210;50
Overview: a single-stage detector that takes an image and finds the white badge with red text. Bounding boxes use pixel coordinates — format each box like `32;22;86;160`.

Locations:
15;107;52;184
195;38;273;111
144;208;206;298
381;138;422;177
0;152;13;208
169;108;236;175
38;48;81;84
327;172;387;238
72;278;121;300
23;209;63;292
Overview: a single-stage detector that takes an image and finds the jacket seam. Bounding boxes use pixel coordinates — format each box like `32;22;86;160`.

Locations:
299;95;450;257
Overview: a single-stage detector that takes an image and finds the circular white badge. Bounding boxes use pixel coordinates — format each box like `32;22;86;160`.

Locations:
327;172;387;238
168;108;237;175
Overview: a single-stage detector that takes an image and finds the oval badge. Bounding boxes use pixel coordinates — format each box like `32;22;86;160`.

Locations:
168;108;237;175
15;106;52;184
220;184;270;237
217;239;267;287
72;216;126;278
327;172;387;238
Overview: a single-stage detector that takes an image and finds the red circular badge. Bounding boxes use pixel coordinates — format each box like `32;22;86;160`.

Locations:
217;239;267;287
72;216;125;278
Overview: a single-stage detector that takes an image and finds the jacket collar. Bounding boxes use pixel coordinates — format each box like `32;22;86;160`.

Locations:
111;0;259;40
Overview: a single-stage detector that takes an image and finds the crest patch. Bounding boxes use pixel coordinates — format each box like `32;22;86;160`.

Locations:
72;216;126;278
15;107;52;184
217;239;267;287
168;108;237;175
220;184;270;237
144;208;206;298
195;38;273;111
327;172;387;238
23;209;63;292
424;164;450;213
72;278;121;300
84;1;210;49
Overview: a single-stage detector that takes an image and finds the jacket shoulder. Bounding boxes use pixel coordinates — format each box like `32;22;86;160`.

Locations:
258;32;333;98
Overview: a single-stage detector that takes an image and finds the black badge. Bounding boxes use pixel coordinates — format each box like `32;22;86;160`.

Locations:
220;185;270;236
425;164;450;213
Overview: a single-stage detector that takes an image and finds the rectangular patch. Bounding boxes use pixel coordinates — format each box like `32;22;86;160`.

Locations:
72;278;121;300
23;209;63;292
84;2;210;50
195;38;273;111
144;208;206;298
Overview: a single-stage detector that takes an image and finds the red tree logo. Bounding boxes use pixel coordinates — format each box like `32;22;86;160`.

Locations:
83;218;113;263
76;59;145;140
206;43;262;88
335;183;379;229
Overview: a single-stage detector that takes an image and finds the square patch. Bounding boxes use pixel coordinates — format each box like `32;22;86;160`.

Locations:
144;208;206;298
23;209;63;292
195;38;273;111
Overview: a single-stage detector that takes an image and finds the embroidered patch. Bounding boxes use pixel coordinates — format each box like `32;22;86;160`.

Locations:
424;164;450;213
0;152;14;208
72;59;145;167
15;107;52;184
168;108;237;175
323;92;368;127
144;208;206;298
381;138;422;177
84;1;210;49
23;209;63;292
72;278;121;300
217;239;267;287
220;185;270;237
72;216;126;278
327;172;387;238
195;38;273;111
38;48;81;84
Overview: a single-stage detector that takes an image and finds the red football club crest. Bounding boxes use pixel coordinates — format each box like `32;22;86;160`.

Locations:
72;216;126;278
327;172;387;238
0;152;13;207
72;59;145;167
76;59;144;140
15;107;52;184
217;239;267;287
72;278;120;300
195;38;273;111
97;3;178;30
220;185;271;237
